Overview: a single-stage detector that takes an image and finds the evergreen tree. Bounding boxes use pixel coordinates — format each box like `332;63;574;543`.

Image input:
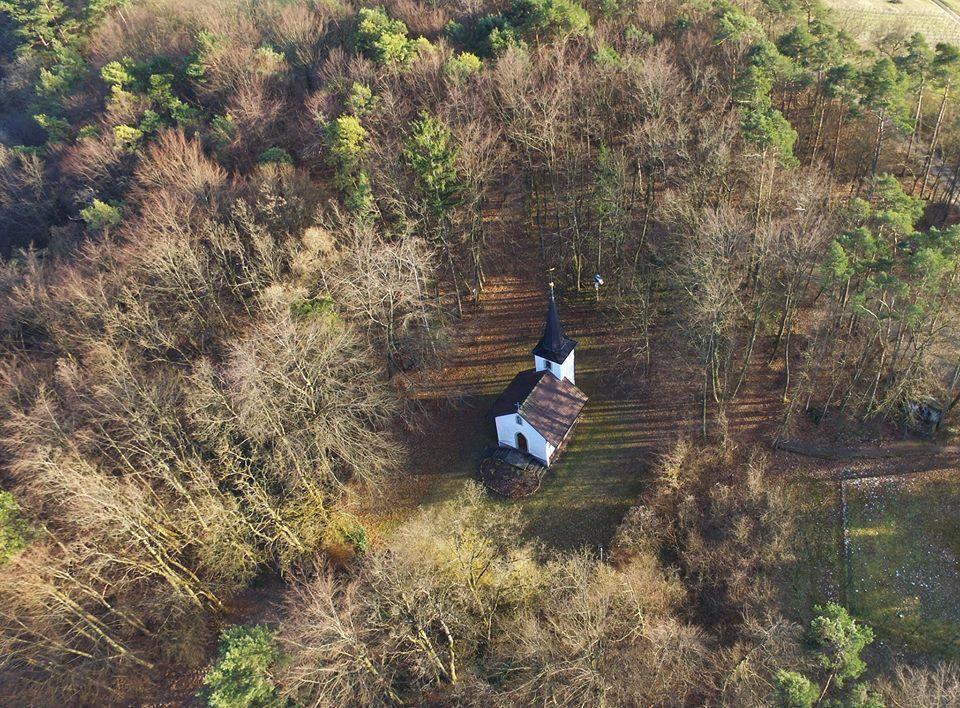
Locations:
895;33;934;173
917;42;960;197
860;57;907;178
774;669;819;708
806;603;875;691
202;625;281;708
403;112;461;217
824;62;860;168
0;0;78;58
325;115;373;214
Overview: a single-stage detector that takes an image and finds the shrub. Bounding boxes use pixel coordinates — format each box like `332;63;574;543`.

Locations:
342;522;368;555
343;170;374;215
290;296;334;320
259;147;294;165
0;491;32;565
80;199;122;232
139;109;163;136
592;43;620;67
254;46;286;74
354;7;428;65
774;670;818;708
113;124;144;150
452;13;525;56
445;51;483;80
34;113;71;142
487;21;525;55
187;30;221;79
625;25;656;48
506;0;591;40
345;82;376;116
100;59;134;89
451;0;588;57
36;51;87;98
202;625;282;708
210;114;237;149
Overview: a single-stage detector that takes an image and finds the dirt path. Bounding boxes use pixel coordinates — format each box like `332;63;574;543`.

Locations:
777;437;960;460
929;0;960;26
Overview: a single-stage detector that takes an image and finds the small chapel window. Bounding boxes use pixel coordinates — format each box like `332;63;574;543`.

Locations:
515;414;522;425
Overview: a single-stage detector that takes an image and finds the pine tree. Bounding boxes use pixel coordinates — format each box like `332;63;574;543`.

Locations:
895;33;934;174
917;42;960;197
860;57;907;179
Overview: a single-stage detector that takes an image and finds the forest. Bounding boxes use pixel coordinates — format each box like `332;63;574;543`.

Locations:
1;0;960;704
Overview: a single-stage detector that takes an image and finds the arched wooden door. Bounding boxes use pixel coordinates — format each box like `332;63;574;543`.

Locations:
515;432;528;453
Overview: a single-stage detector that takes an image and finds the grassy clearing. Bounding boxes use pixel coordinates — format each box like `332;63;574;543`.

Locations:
505;339;649;550
358;279;654;551
788;478;845;620
393;324;646;548
846;475;960;658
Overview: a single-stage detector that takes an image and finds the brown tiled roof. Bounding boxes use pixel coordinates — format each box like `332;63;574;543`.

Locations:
490;369;587;446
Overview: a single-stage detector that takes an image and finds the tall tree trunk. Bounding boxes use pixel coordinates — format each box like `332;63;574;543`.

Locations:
946;380;960;418
731;294;762;399
871;108;885;178
919;83;950;198
749;151;767;289
865;344;887;416
832;104;846;170
839;332;877;417
437;225;463;318
632;178;653;279
939;153;960;224
769;286;794;365
810;96;826;163
782;323;793;403
901;83;925;176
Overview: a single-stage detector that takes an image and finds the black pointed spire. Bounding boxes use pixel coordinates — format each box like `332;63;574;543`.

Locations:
542;285;564;352
533;283;576;364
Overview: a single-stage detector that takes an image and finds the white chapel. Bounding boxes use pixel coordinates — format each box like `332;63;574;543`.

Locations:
490;286;588;466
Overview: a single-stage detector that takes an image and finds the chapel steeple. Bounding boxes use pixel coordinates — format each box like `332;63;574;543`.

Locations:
532;283;577;384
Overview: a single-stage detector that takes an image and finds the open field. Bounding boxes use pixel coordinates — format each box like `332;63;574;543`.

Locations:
846;472;960;658
823;0;960;45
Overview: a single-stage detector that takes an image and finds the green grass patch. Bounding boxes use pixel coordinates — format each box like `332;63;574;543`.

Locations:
846;476;960;659
509;293;650;548
513;371;648;550
382;390;646;551
788;478;845;622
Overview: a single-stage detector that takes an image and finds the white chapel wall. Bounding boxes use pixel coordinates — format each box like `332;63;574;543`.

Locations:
495;413;553;464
